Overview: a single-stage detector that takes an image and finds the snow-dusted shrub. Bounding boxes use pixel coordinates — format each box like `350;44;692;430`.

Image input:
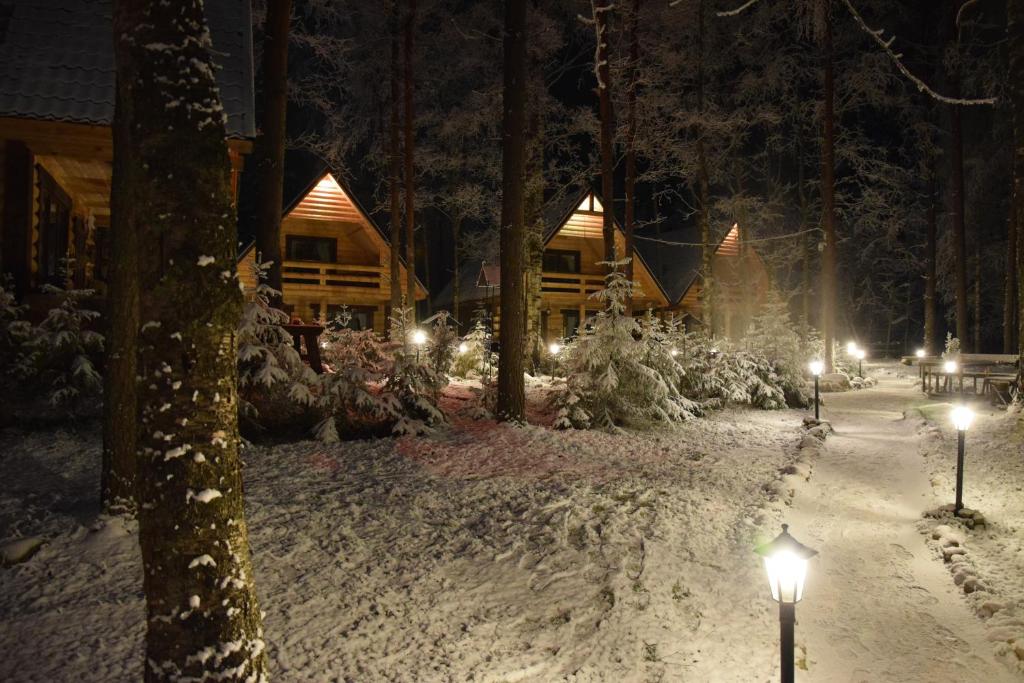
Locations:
943;333;961;360
18;282;104;413
554;261;696;431
0;277;30;390
382;305;446;435
741;296;811;408
450;316;494;379
237;268;319;435
313;310;394;442
675;331;747;408
423;311;457;391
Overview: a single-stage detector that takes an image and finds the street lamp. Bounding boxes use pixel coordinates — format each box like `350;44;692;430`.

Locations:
915;348;926;359
943;359;959;393
756;524;818;683
951;405;975;516
809;360;824;421
855;348;866;377
411;328;427;362
846;340;858;355
457;342;468;354
670;347;679;358
548;341;562;380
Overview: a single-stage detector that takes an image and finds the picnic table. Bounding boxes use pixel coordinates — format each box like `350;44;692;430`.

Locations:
282;323;325;373
901;353;1017;402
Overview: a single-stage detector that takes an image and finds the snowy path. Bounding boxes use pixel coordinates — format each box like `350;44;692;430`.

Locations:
787;371;1016;682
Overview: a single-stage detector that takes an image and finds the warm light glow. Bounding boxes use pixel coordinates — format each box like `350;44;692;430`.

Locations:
320;341;329;349
855;349;866;360
763;550;810;603
411;329;427;346
809;360;824;376
710;347;720;355
457;342;468;354
915;348;926;358
549;342;561;356
670;347;679;357
943;360;958;374
846;341;858;354
951;405;975;431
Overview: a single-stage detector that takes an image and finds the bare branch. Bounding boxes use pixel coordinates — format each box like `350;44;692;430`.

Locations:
714;0;763;17
841;0;996;106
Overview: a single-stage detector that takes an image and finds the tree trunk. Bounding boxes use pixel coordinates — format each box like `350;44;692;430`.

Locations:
102;74;139;515
623;0;639;314
114;0;268;679
1005;179;1018;353
924;169;937;354
1011;0;1024;377
523;105;545;371
594;3;616;268
252;0;291;299
497;0;527;421
403;0;417;319
697;0;713;332
796;137;811;344
819;0;838;372
973;235;981;352
389;1;403;315
948;5;970;350
452;213;462;325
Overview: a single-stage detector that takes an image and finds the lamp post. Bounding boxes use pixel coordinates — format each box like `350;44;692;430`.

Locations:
756;525;817;683
951;405;975;516
943;359;958;394
548;341;561;381
809;360;824;421
855;348;866;378
411;328;427;362
915;348;926;383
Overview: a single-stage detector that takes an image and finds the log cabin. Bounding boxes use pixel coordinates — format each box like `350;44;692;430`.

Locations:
437;189;670;340
645;223;773;337
0;0;256;307
237;157;427;334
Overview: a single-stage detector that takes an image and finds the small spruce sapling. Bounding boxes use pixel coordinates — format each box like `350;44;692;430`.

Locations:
451;315;494;379
383;303;446;435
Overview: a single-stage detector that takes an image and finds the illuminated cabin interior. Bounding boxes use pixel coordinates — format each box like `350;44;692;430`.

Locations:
238;171;426;333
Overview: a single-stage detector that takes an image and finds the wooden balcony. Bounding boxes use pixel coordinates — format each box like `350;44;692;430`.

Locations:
281;260;386;297
540;271;605;298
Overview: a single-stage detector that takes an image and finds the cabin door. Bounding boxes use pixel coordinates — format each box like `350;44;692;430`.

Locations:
36;167;71;286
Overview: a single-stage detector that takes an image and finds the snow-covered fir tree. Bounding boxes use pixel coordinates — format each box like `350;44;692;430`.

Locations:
383;304;446;435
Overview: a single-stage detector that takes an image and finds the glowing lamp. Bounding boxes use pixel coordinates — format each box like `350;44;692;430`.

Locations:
411;329;427;346
756;524;817;604
915;349;926;358
808;360;824;377
846;341;858;355
457;342;468;354
951;405;974;432
670;347;679;357
855;349;866;360
549;342;561;356
943;360;958;374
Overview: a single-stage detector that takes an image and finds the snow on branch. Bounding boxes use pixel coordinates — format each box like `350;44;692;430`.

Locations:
840;0;995;106
580;2;614;90
713;0;763;17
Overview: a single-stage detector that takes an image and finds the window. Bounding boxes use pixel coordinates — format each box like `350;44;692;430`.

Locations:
286;236;337;263
36;167;71;285
543;249;580;274
561;309;581;338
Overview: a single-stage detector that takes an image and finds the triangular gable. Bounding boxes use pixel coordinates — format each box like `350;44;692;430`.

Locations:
544;190;670;307
675;223;769;307
476;263;500;288
283;171;428;299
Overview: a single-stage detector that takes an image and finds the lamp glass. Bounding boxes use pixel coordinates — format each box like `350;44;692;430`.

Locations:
846;341;858;354
915;348;926;358
457;342;468;354
809;360;824;376
411;330;427;346
943;360;958;374
855;349;866;360
763;551;809;603
549;342;561;355
670;348;679;357
951;405;975;431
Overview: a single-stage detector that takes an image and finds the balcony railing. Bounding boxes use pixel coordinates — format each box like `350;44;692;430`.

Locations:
541;271;605;297
281;260;384;291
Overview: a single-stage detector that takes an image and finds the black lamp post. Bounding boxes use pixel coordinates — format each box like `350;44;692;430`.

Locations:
809;360;823;421
855;348;866;378
548;341;561;381
756;524;818;683
951;405;974;516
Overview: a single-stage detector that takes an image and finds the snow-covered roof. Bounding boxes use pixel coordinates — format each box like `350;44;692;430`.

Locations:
0;0;256;138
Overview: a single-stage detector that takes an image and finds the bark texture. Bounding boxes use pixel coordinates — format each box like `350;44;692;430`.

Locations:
252;0;292;297
1011;0;1024;374
924;170;937;354
697;0;714;332
497;0;527;422
1005;179;1018;353
403;0;417;317
819;0;838;372
623;0;640;315
595;4;616;267
389;2;403;315
102;72;139;515
949;2;970;349
114;0;268;679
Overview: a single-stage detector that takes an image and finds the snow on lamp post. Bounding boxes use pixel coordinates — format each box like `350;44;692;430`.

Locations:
950;405;975;517
548;342;561;381
756;524;818;683
855;348;866;378
411;329;427;362
809;360;824;421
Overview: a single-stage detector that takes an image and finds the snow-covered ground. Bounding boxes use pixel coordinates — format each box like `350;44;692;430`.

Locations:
1;368;1022;681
